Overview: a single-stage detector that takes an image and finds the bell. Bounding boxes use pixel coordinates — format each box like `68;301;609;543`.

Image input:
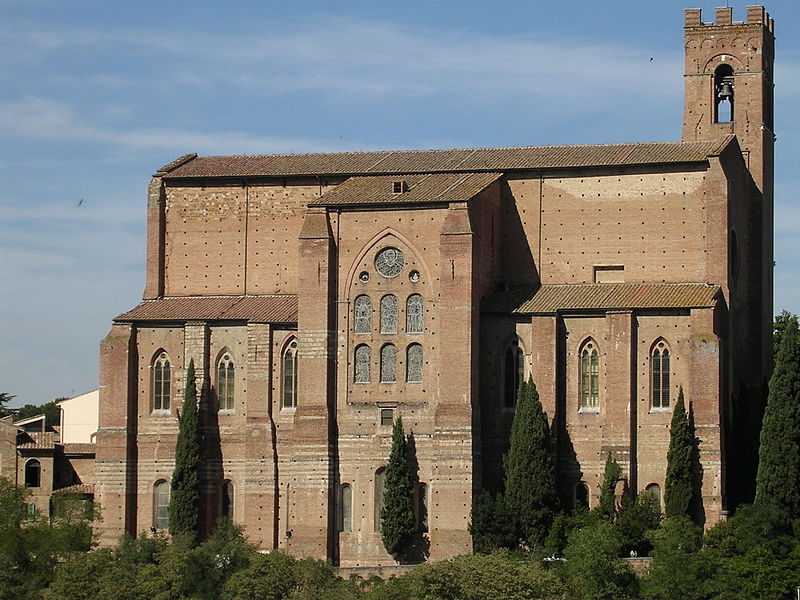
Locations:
717;80;734;100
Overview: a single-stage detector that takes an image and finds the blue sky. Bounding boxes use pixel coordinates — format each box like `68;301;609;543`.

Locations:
1;1;798;405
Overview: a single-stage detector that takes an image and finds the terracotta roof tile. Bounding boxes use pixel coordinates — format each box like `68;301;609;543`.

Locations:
483;283;721;314
159;139;730;179
310;172;501;207
17;431;57;450
54;483;95;495
62;443;95;454
115;295;297;323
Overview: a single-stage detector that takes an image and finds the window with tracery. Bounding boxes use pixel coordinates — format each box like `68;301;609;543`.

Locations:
355;345;371;383
381;344;397;383
354;295;372;334
406;343;423;383
380;294;398;334
406;294;423;334
652;341;671;408
375;247;404;278
154;480;169;529
282;339;298;408
580;341;600;408
217;352;235;411
152;352;171;411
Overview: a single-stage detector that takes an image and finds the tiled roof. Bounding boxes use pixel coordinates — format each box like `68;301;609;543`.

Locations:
158;139;730;179
115;295;298;323
483;283;721;314
17;431;57;450
54;483;95;495
62;443;95;455
309;172;501;207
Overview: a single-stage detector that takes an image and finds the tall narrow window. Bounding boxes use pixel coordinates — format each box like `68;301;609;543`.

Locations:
354;295;372;334
380;294;398;334
355;345;371;383
406;343;423;383
652;341;671;408
406;294;423;334
504;341;524;408
381;344;397;383
282;340;298;408
154;480;169;529
645;483;662;511
25;459;41;488
580;341;600;408
152;352;171;411
221;480;234;520
339;484;352;532
415;482;428;532
374;468;386;532
217;353;235;411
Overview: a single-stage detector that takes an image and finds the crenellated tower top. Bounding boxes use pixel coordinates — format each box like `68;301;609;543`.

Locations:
682;5;774;201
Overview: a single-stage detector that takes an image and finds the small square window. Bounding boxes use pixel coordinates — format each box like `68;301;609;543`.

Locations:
380;408;394;426
392;181;407;193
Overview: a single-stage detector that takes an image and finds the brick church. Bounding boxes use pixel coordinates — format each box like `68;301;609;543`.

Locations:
96;7;775;565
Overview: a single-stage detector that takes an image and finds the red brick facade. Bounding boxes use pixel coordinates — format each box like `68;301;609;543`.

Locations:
96;8;774;565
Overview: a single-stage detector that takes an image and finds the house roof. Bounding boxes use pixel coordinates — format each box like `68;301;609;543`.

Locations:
17;431;57;450
115;295;298;323
62;443;95;455
157;139;731;180
309;172;502;207
54;483;95;495
483;283;721;315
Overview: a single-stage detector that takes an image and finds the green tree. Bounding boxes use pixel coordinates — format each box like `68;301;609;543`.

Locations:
597;452;622;520
504;378;559;547
665;388;694;520
615;492;662;556
380;417;415;560
755;315;800;517
169;359;202;544
14;400;63;427
772;310;798;358
0;392;16;418
641;516;708;600
469;491;518;553
563;520;636;600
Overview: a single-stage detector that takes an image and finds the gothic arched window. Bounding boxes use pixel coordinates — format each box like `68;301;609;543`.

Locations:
580;340;600;409
152;351;171;412
406;343;423;383
354;295;372;334
645;483;662;511
380;294;398;334
354;345;371;383
406;294;423;334
652;340;671;409
153;480;170;529
282;339;298;409
25;459;41;488
381;344;397;383
217;352;235;411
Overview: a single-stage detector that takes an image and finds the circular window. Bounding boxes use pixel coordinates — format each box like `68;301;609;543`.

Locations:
359;271;370;283
409;270;420;283
375;247;405;278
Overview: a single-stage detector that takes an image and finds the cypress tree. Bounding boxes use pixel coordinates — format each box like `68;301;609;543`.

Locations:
169;358;202;544
503;378;559;547
755;316;800;517
380;417;415;560
597;451;622;520
664;388;693;519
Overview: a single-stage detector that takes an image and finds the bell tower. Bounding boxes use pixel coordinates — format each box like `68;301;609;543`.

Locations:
682;6;774;201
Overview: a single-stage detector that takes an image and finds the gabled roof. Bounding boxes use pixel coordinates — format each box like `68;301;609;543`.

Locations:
483;283;721;315
115;295;298;323
17;431;57;450
157;139;732;179
309;172;501;207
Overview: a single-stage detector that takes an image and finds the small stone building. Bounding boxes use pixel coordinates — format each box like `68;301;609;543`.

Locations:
96;7;775;566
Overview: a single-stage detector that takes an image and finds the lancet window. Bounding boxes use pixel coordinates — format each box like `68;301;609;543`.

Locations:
354;295;372;334
406;294;423;334
580;340;600;409
406;343;423;383
381;344;397;383
355;345;371;383
217;352;235;411
652;341;671;409
380;294;398;334
152;351;171;412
